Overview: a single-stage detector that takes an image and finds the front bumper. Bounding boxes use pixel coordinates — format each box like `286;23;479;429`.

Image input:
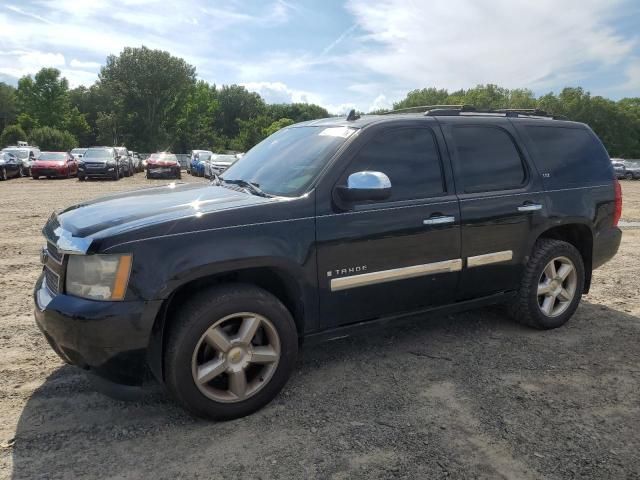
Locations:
79;164;117;178
147;166;180;177
32;167;67;177
33;273;163;385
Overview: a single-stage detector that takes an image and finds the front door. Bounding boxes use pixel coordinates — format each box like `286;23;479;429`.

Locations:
316;121;462;328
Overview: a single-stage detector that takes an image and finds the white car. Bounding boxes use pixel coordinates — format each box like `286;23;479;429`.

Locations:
70;148;87;160
1;145;41;176
205;154;237;179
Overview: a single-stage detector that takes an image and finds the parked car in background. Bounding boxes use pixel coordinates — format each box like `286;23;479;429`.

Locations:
188;150;212;176
611;160;626;179
205;154;237;178
0;151;22;180
129;151;143;172
623;160;640;179
78;147;120;181
146;152;181;179
31;152;77;179
1;145;40;176
70;148;87;160
115;147;133;177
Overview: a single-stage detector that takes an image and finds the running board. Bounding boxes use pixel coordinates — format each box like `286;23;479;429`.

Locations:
303;292;513;345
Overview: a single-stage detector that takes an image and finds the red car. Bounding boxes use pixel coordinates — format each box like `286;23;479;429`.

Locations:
146;152;181;179
31;152;78;179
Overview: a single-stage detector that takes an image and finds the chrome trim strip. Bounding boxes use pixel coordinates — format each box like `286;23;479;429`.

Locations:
467;250;513;268
53;226;92;254
330;259;462;292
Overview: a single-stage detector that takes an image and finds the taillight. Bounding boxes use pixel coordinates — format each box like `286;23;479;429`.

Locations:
613;178;622;227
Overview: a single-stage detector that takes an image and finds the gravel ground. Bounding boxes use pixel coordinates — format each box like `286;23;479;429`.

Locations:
0;175;639;480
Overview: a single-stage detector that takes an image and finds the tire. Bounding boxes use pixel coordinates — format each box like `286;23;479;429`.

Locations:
78;175;85;182
164;284;298;420
509;239;585;329
625;173;633;180
0;167;6;181
32;175;39;180
145;170;151;179
112;168;119;181
65;168;71;179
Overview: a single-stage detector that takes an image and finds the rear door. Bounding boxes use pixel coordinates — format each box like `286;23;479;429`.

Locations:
315;119;462;328
439;117;545;300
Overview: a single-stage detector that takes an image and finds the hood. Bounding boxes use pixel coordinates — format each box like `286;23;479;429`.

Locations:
53;182;272;239
148;159;178;166
34;160;66;167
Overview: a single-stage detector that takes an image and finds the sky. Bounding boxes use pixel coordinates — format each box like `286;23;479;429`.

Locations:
0;0;639;114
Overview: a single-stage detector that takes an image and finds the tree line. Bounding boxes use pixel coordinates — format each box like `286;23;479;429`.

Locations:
0;46;638;158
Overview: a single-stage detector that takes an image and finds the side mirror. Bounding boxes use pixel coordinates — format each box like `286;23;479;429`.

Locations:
336;171;392;202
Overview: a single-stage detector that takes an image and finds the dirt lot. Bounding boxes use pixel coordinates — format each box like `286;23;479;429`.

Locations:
0;175;639;479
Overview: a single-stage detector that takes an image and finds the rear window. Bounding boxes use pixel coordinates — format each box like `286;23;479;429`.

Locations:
522;126;612;187
450;126;526;193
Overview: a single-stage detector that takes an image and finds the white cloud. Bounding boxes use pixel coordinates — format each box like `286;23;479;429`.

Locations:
368;94;391;112
346;0;637;90
69;59;101;70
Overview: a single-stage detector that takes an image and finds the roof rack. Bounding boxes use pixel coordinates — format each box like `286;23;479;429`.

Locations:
384;105;564;120
383;105;473;115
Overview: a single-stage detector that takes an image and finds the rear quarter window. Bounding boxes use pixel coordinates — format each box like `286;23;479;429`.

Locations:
521;125;612;188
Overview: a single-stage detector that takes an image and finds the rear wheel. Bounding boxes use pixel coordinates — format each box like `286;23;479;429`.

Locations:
0;167;6;181
509;239;584;329
164;284;298;420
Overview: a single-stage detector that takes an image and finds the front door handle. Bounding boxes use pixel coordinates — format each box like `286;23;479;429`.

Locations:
517;203;542;212
423;216;455;225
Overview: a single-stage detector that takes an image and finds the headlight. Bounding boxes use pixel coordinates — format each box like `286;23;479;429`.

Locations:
66;254;132;301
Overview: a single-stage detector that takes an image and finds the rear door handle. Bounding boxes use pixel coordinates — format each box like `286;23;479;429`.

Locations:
423;216;455;225
517;203;542;212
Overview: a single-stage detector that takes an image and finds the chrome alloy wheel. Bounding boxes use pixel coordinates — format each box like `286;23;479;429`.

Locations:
191;312;281;403
537;256;578;317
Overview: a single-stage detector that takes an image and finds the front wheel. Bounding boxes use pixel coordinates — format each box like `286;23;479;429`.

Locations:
0;167;6;180
509;239;585;329
625;173;633;180
164;284;298;420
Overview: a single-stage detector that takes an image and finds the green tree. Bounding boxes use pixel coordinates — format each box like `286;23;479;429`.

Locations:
29;127;77;150
172;80;221;152
0;82;17;132
95;112;119;145
216;85;266;138
393;87;450;109
264;117;294;137
16;113;38;134
98;46;196;151
17;68;70;129
65;107;91;146
0;125;27;147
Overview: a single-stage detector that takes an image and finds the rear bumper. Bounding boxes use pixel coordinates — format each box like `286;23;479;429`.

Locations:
147;166;180;177
593;226;622;269
33;273;163;385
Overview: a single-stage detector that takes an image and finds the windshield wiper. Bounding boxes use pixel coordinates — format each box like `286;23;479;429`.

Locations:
220;178;271;197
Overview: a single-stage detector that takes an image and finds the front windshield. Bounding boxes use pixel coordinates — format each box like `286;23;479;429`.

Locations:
38;152;67;161
625;160;640;168
3;149;28;159
222;126;356;196
84;148;113;160
71;148;86;154
150;153;177;162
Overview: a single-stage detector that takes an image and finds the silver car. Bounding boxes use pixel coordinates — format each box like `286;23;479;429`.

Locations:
205;154;238;178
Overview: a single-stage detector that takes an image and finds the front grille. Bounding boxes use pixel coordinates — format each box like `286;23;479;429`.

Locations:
44;266;60;295
47;242;63;264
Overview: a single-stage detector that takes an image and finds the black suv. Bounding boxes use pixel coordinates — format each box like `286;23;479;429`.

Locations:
34;107;622;420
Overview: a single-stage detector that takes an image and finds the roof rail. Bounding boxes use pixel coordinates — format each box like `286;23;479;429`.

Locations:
382;104;565;120
383;104;472;115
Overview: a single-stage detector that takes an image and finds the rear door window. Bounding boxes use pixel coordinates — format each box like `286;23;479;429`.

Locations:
522;126;613;188
450;126;526;193
344;127;445;202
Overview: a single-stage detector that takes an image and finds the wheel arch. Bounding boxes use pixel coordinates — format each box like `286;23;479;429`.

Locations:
146;265;307;382
536;223;593;293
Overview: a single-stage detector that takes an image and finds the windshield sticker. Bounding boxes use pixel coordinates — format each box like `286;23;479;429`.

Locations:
318;127;354;138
